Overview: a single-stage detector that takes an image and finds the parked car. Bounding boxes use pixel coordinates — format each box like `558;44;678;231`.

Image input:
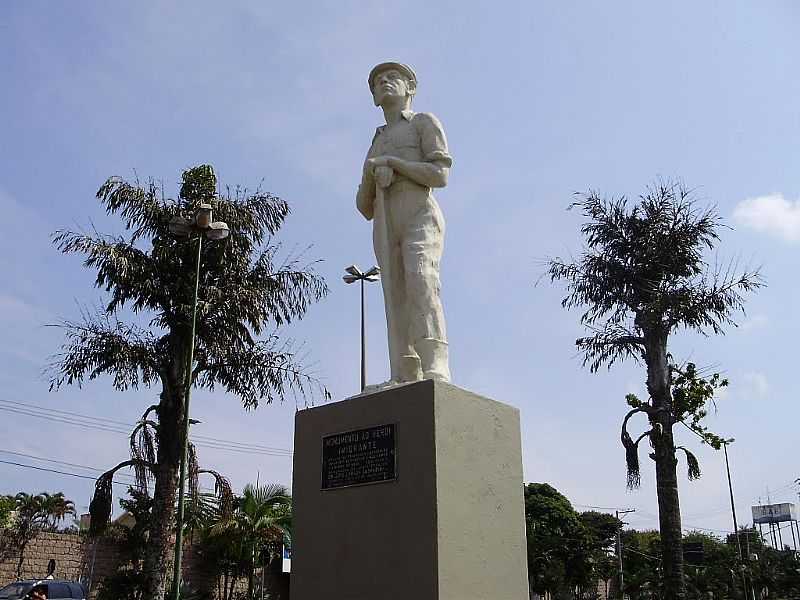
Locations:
0;579;87;600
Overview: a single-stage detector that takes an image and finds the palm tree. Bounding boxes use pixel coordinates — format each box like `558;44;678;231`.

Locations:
4;492;76;577
547;181;762;600
209;483;291;600
49;165;328;600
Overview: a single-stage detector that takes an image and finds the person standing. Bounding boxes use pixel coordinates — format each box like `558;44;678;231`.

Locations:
356;62;452;385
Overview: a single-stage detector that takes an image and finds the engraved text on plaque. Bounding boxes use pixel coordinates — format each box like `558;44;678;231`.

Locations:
321;424;396;490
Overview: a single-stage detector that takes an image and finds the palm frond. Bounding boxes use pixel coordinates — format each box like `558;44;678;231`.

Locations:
677;446;702;481
47;311;162;391
548;180;763;372
96;176;172;243
196;336;329;408
130;421;157;491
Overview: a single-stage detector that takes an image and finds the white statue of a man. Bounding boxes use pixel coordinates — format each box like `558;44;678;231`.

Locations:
356;62;452;385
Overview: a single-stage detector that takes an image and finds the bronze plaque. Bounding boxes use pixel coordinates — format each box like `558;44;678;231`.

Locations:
321;424;396;490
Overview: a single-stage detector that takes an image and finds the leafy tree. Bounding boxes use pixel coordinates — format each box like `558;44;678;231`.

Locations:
578;511;620;594
525;483;620;599
612;526;800;600
0;491;75;577
618;527;800;600
49;165;328;600
738;527;800;599
619;529;662;598
770;545;800;597
525;483;579;596
0;496;15;530
682;531;740;599
546;181;762;600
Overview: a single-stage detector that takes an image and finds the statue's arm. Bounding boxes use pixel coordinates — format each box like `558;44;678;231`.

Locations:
385;157;449;188
356;160;376;220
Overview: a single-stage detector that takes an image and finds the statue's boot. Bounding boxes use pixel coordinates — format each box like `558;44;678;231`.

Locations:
397;354;423;383
417;338;451;382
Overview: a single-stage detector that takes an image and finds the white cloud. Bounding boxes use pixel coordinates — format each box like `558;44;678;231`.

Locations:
739;313;769;332
740;372;769;400
733;193;800;242
0;293;38;321
713;384;729;402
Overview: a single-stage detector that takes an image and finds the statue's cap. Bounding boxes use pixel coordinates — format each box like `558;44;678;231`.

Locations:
368;62;417;92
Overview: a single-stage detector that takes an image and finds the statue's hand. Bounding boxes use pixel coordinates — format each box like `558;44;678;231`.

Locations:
366;156;391;173
374;166;394;189
362;158;376;181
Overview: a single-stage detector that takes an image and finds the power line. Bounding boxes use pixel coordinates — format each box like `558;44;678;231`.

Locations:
0;459;129;487
574;503;636;512
0;399;293;453
0;449;137;481
623;546;660;561
0;454;219;495
0;405;130;434
2;399;134;428
753;480;800;504
627;509;734;535
0;400;293;457
0;405;290;457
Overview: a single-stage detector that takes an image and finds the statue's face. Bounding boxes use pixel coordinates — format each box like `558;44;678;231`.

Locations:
371;69;414;106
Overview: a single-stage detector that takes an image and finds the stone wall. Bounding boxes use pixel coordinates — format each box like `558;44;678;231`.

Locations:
0;531;124;597
0;532;289;600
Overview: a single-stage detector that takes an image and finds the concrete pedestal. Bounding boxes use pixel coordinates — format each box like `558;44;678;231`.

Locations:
291;379;528;600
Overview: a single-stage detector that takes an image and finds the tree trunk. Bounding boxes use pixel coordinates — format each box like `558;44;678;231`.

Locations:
653;421;685;600
645;330;686;600
142;381;185;600
16;541;26;578
247;546;256;599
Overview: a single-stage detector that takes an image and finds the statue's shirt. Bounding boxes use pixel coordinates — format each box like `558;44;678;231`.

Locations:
368;110;453;188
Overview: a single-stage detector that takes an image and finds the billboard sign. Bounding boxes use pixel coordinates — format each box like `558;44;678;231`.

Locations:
751;503;797;524
282;543;291;574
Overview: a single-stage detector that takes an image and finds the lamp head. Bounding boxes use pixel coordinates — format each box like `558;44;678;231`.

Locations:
196;203;213;229
205;221;230;240
168;216;193;238
345;265;363;277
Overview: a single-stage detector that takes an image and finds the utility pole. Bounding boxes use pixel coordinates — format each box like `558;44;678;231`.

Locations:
723;442;742;558
722;441;751;600
616;509;635;600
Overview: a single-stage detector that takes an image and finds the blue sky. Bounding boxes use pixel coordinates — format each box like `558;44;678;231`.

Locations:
1;1;799;537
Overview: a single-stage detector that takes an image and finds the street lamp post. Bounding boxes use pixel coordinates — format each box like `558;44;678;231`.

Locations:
722;439;753;600
722;441;742;558
343;265;380;392
168;203;229;600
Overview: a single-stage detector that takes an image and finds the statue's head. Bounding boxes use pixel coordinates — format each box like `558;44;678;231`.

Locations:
368;62;417;108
